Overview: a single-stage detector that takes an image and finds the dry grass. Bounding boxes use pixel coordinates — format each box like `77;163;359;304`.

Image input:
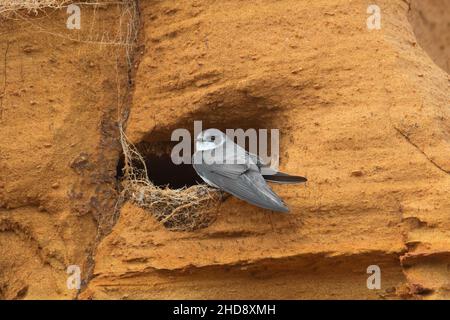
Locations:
118;125;222;231
0;0;71;15
0;1;139;52
0;1;124;15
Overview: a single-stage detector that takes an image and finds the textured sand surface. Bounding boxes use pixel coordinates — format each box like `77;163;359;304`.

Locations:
0;0;449;299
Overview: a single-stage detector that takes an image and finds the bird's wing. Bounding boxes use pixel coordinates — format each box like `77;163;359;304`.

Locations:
193;158;289;212
229;141;269;169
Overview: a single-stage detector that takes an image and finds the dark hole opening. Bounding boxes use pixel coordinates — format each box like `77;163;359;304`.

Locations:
143;153;202;189
116;142;202;189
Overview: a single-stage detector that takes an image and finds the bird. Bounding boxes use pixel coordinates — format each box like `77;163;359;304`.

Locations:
192;129;307;212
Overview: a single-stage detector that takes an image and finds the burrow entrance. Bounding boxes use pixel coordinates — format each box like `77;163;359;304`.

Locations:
116;140;201;189
116;97;280;230
116;123;279;190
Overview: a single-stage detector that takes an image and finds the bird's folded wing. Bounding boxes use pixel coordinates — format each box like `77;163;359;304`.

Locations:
203;165;288;212
207;163;249;179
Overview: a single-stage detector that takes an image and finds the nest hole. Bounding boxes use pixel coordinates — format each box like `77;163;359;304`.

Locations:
117;121;278;188
116;118;278;231
116;141;202;189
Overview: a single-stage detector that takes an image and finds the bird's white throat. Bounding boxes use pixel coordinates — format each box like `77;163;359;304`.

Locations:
196;141;217;151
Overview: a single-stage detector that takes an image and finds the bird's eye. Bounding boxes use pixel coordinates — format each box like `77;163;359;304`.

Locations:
210;136;216;142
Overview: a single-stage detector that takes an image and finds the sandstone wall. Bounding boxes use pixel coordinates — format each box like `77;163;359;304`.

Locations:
0;0;449;299
0;1;135;299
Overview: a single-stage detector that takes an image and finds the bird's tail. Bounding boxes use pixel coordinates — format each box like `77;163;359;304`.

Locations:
263;172;307;184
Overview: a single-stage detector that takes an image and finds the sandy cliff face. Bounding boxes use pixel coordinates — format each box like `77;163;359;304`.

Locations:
0;1;135;299
0;0;449;299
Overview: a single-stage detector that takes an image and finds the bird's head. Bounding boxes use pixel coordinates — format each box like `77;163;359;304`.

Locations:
195;129;226;151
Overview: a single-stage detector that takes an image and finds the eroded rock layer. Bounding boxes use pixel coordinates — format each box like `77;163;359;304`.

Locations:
84;0;450;299
0;1;133;299
0;0;449;299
